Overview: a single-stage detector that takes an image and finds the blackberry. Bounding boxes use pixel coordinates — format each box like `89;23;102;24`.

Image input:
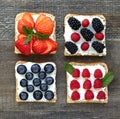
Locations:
65;41;78;54
68;17;81;30
92;18;104;32
81;28;94;41
92;41;105;53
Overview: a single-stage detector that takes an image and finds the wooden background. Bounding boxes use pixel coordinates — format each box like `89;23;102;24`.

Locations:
0;0;120;119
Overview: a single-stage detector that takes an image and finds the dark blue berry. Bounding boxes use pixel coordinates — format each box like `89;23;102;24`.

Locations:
17;65;27;74
40;83;48;91
45;77;54;85
19;92;28;100
44;90;54;100
44;64;54;73
26;85;34;92
20;79;28;87
25;72;33;80
33;78;41;86
38;71;46;79
33;90;43;100
31;64;41;73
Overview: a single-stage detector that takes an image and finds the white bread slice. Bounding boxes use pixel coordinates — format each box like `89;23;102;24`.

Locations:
64;14;106;56
15;12;56;54
15;61;57;102
66;62;108;103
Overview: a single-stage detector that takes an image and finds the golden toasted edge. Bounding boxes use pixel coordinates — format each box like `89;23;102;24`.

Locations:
15;12;56;54
15;61;57;102
66;62;108;103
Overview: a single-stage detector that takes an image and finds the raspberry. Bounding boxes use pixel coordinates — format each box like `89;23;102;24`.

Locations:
94;79;102;88
82;68;90;78
70;80;80;90
94;69;103;78
81;42;89;51
72;68;80;78
82;19;89;27
97;91;106;99
85;90;94;100
83;79;92;89
71;91;80;100
71;32;80;42
95;32;104;40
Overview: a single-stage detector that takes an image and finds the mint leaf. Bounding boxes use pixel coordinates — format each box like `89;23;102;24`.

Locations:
64;62;74;74
34;33;49;40
22;26;29;35
102;72;114;87
24;34;32;44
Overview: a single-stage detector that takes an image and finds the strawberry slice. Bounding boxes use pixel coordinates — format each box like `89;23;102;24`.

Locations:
15;34;31;55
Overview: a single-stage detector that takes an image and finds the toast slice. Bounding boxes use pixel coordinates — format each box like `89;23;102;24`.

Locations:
64;14;106;56
66;62;108;103
15;61;57;102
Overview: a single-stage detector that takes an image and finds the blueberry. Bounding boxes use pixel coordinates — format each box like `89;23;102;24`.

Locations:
26;85;34;92
19;92;28;100
40;83;48;91
31;64;41;73
17;65;27;74
20;79;28;87
45;77;54;85
44;90;54;100
33;78;41;86
38;71;46;79
44;64;54;73
25;72;33;80
33;90;43;100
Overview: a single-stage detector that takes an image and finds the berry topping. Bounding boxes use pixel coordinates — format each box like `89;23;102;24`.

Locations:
44;90;54;100
38;71;46;79
26;85;34;92
82;19;89;27
83;79;92;89
80;28;94;41
19;92;28;100
82;68;90;78
94;69;103;78
97;91;106;99
31;64;41;73
70;80;80;90
72;68;80;78
45;77;54;85
44;64;54;73
33;78;41;86
95;32;104;40
92;18;104;32
71;32;80;42
92;41;105;53
40;83;48;91
68;17;81;30
85;90;94;100
25;72;34;80
20;79;28;87
17;65;27;74
71;91;80;100
94;79;102;88
65;41;78;54
33;90;43;100
81;42;89;51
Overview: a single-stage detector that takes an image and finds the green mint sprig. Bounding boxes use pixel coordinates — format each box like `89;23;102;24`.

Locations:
64;62;74;74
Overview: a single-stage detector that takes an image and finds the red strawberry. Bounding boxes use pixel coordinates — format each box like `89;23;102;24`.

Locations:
83;79;92;89
94;79;102;88
97;91;106;99
82;19;89;27
15;34;31;55
71;91;80;100
94;69;103;78
85;90;94;100
71;32;80;42
72;68;80;78
70;80;80;90
95;32;104;40
81;42;89;51
82;68;90;78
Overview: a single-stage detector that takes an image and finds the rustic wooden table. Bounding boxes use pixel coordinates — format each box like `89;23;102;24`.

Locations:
0;0;120;119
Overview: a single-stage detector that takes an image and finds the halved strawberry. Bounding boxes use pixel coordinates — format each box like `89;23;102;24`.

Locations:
15;34;31;55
